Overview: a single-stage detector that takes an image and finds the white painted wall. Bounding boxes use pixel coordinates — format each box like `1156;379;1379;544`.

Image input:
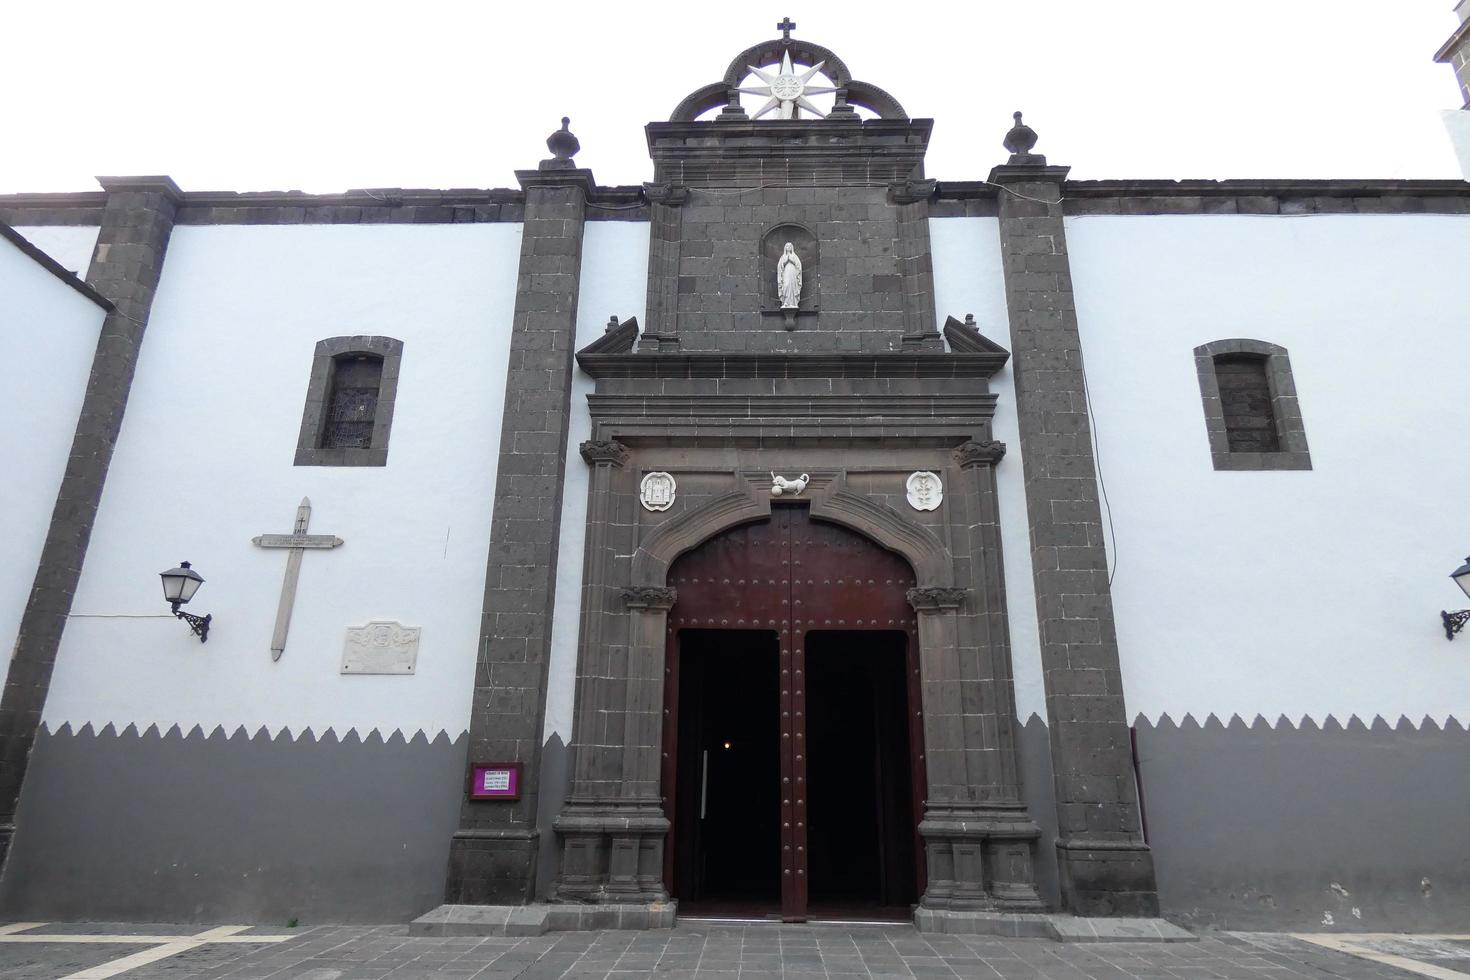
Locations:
0;236;107;688
929;217;1047;722
44;223;523;739
542;221;650;745
12;226;99;279
1443;110;1470;179
1067;213;1470;725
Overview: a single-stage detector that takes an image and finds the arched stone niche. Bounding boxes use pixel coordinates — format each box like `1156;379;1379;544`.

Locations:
761;223;819;314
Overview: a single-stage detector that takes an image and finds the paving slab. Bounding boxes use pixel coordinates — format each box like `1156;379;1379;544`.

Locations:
1;921;1457;980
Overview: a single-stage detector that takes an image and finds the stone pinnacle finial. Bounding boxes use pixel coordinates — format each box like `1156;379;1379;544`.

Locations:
542;116;581;170
1003;111;1046;166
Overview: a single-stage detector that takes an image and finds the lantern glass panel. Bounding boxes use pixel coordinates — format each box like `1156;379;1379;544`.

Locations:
1454;560;1470;602
160;564;204;604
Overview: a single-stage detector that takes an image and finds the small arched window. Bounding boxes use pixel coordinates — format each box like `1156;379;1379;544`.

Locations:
1194;339;1310;471
295;336;403;466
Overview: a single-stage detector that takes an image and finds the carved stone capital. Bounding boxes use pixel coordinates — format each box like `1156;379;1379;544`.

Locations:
906;587;966;612
954;439;1006;468
579;440;630;467
887;178;937;205
642;182;690;207
621;586;678;610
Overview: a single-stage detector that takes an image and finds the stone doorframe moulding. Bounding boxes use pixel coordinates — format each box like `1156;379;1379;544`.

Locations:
552;450;1046;914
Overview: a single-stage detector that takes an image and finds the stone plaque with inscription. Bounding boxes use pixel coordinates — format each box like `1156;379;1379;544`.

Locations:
341;621;421;675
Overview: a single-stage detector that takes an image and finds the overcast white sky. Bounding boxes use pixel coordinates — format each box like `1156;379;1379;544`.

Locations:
1;0;1464;194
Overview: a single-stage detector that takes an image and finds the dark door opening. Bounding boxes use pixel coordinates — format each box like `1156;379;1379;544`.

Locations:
805;630;918;917
662;507;925;920
671;629;781;913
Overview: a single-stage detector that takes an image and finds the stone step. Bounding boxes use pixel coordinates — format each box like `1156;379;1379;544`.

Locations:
915;908;1195;942
409;902;678;937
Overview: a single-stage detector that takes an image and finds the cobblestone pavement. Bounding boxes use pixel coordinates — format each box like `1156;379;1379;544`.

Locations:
1;921;1465;980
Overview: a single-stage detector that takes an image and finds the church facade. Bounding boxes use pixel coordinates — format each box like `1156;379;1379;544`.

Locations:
2;21;1470;933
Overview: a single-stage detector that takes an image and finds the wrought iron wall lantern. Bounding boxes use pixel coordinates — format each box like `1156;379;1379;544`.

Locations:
159;561;212;643
1441;557;1470;640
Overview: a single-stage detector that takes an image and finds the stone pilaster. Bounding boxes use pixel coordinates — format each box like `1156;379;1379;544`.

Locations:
641;183;687;351
991;161;1159;916
445;164;592;905
908;576;1044;913
889;178;943;351
0;175;181;869
1436;7;1470;109
553;567;673;904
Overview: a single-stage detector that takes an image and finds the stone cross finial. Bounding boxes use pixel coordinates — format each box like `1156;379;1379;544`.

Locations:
777;16;796;40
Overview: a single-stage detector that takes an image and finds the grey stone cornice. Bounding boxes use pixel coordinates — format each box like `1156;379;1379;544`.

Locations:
0;185;651;225
987;164;1072;184
10;177;1469;225
515;168;597;194
587;392;999;421
577;317;639;355
942;316;1009;356
96;175;184;202
575;350;1009;381
1062;178;1470;215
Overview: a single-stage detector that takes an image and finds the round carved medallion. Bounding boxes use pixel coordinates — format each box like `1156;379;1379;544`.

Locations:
906;471;943;511
640;471;677;512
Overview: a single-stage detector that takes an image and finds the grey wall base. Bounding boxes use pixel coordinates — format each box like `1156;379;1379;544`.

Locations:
411;901;676;936
1018;715;1061;906
913;909;1193;942
1136;714;1470;932
0;723;466;924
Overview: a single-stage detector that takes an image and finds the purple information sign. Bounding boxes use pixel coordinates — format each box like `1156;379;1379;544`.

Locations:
469;762;522;800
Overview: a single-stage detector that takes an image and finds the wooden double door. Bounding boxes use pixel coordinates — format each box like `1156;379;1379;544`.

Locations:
660;506;926;920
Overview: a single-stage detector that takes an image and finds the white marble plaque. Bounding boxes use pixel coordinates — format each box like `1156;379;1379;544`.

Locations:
906;471;943;511
640;471;677;512
341;621;421;675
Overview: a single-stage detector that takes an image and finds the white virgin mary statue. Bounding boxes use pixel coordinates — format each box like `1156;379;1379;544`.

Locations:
777;242;803;309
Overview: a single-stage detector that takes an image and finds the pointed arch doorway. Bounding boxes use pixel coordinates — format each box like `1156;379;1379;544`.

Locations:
661;505;926;921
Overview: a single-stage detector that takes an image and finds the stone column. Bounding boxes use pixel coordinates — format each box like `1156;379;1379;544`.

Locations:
640;183;687;351
0;176;181;871
445;158;593;905
991;152;1159;916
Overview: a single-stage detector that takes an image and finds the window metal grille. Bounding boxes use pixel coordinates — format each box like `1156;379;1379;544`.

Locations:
322;356;383;450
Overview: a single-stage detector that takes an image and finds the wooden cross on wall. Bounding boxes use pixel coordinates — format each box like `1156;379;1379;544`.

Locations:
252;497;343;662
777;17;796;40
